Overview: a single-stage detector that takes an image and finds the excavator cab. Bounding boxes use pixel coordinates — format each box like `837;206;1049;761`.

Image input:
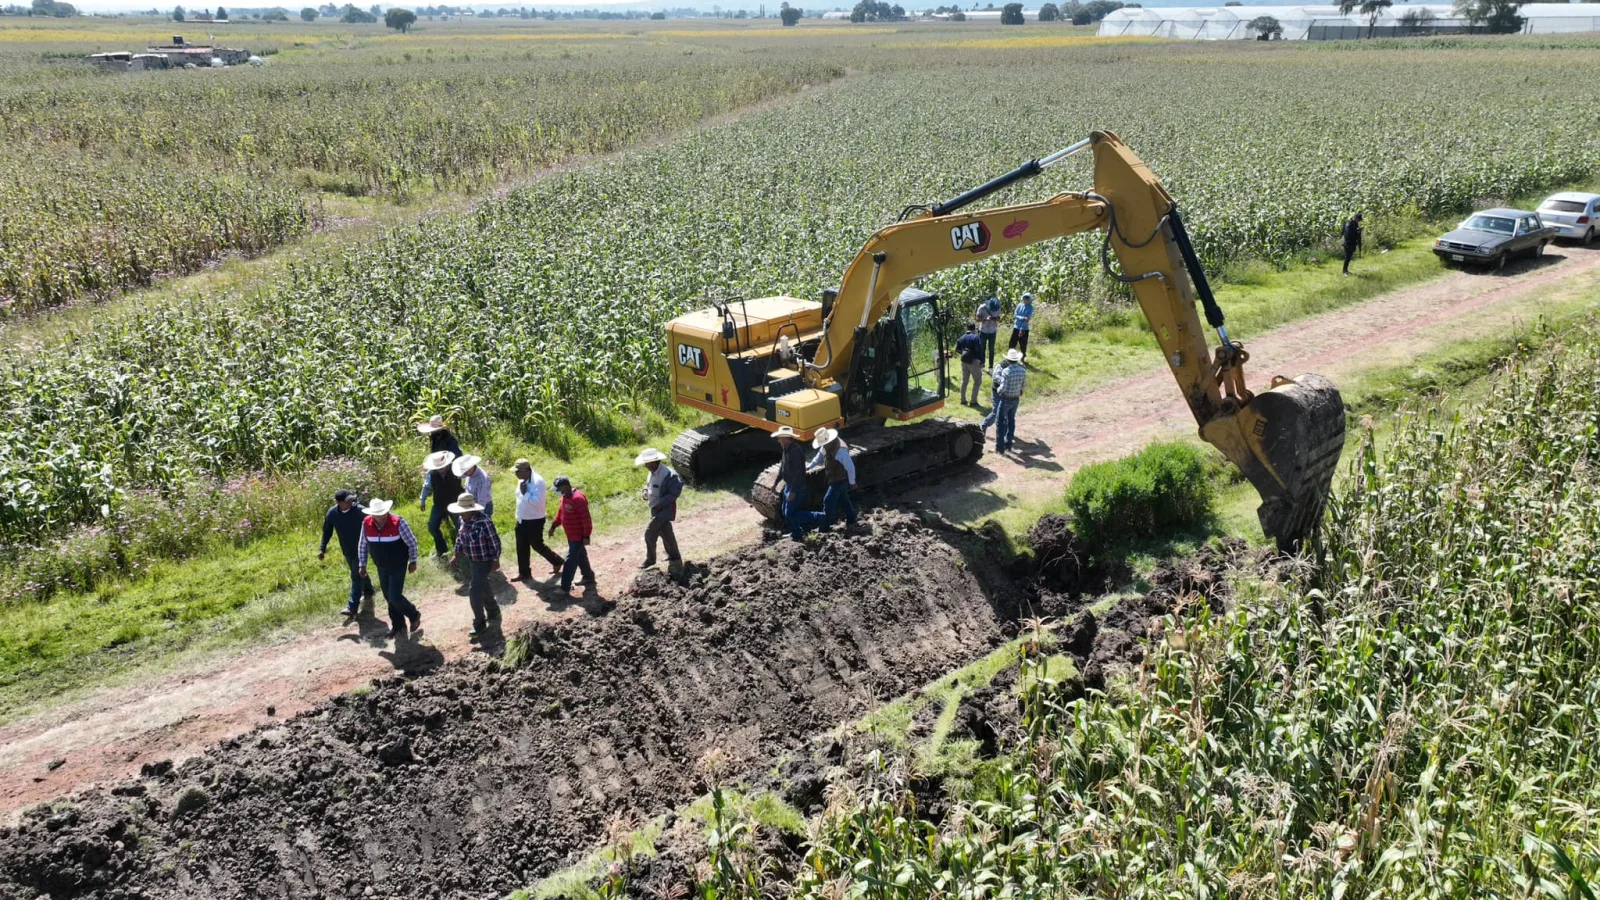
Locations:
859;288;947;420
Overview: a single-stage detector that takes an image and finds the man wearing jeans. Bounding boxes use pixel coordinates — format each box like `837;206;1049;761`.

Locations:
420;450;462;557
634;448;683;569
771;426;809;540
549;476;596;596
449;492;502;640
981;349;1028;453
318;489;374;619
355;499;421;641
453;454;493;521
512;458;564;581
800;427;857;533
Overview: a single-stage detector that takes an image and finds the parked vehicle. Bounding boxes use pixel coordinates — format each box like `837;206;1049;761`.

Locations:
1537;192;1599;246
1433;208;1555;270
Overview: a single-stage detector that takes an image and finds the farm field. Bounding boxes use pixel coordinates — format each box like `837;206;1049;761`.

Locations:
6;16;1600;898
0;17;844;313
4;30;1600;563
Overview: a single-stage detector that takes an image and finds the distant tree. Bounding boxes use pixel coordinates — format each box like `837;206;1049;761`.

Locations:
649;8;664;15
1247;13;1281;37
1397;5;1433;32
949;8;963;17
1455;0;1522;32
1037;1;1057;19
368;2;379;12
1338;0;1389;37
339;3;375;20
1224;1;1240;5
1070;0;1119;21
999;0;1022;21
172;3;184;17
214;3;225;15
850;0;899;19
300;5;316;17
383;5;414;27
29;0;76;15
779;0;801;22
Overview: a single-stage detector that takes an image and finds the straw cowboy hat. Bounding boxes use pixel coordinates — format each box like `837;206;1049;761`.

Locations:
772;426;799;440
423;450;456;471
365;498;395;517
812;427;839;449
634;448;668;466
416;415;448;435
447;492;485;515
451;454;482;477
1004;348;1024;363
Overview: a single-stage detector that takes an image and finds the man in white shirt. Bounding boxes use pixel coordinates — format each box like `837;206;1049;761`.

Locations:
512;459;565;581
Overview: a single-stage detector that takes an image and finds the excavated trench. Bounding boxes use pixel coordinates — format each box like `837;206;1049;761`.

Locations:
0;510;1249;900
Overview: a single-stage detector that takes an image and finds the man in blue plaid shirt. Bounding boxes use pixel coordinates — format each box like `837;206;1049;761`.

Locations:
448;492;503;640
981;348;1028;454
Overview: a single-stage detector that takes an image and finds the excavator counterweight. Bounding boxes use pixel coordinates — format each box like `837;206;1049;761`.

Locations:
663;131;1346;550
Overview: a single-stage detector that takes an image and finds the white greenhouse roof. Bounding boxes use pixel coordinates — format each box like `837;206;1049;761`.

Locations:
1098;2;1600;38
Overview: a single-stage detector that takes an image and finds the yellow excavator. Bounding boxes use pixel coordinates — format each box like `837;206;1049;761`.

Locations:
664;131;1345;549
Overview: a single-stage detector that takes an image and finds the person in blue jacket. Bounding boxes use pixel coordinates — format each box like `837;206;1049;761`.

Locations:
318;489;375;619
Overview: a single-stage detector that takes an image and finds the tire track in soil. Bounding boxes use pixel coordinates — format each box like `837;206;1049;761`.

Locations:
2;246;1597;821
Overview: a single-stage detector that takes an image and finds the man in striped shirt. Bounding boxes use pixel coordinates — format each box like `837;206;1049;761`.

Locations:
448;492;502;640
356;499;422;640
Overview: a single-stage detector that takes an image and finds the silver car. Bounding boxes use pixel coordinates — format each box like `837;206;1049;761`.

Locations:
1538;192;1599;245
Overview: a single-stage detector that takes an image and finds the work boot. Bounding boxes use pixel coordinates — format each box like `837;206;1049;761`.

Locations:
408;612;422;631
638;557;657;569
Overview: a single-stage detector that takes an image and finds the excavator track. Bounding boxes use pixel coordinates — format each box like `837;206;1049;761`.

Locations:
751;417;984;524
671;421;783;486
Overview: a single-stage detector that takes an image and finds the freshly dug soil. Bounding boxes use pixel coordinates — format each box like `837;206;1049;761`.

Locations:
0;512;1025;900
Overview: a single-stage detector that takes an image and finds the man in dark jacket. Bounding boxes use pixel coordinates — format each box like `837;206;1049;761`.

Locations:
1342;213;1363;276
771;426;809;540
318;489;375;619
954;322;985;407
420;450;463;557
417;414;463;457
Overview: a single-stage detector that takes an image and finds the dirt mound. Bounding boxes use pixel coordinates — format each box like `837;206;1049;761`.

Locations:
0;512;1024;900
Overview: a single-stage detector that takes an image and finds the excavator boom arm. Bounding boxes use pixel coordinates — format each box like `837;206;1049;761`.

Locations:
813;130;1344;548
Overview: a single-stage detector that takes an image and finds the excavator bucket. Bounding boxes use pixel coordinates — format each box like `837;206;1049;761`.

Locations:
1228;373;1346;551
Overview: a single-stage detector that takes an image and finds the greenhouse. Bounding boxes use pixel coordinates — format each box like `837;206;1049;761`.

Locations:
1096;3;1600;40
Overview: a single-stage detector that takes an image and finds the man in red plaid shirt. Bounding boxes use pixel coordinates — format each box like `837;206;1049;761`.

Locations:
448;492;502;639
548;476;596;596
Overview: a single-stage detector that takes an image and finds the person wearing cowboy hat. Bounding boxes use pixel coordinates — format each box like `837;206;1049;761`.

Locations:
981;348;1028;454
448;492;502;640
635;448;683;569
513;458;565;582
420;449;463;557
355;499;422;640
549;476;596;595
452;454;493;522
1008;292;1036;362
319;489;375;619
416;414;462;458
771;426;810;540
799;427;858;532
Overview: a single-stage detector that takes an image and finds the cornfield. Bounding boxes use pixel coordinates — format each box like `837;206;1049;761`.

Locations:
0;31;839;313
2;35;1599;552
724;322;1600;898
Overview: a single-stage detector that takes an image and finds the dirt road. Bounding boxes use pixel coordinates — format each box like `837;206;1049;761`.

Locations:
3;246;1597;818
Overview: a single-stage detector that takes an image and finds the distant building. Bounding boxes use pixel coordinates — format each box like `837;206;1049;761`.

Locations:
85;35;250;71
1096;3;1600;39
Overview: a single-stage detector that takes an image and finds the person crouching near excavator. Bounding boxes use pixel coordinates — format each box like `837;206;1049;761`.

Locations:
796;427;858;534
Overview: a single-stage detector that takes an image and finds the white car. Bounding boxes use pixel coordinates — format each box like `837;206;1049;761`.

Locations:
1537;192;1599;245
